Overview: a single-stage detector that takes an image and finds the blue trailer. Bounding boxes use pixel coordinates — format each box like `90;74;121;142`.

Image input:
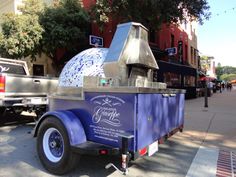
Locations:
34;22;185;175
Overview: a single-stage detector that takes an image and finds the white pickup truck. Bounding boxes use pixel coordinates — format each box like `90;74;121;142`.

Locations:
0;58;58;123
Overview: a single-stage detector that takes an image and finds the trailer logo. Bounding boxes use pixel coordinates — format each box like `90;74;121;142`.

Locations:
91;95;125;127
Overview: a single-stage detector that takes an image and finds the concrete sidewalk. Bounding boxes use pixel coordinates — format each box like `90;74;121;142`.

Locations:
184;87;236;152
183;87;236;177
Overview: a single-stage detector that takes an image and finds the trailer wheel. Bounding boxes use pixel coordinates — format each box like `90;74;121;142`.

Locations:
37;116;79;175
0;107;6;126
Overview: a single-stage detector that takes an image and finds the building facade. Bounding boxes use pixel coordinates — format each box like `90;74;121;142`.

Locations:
200;56;216;78
0;0;22;16
154;23;198;99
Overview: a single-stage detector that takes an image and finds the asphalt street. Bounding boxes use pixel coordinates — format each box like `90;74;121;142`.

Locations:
0;87;235;177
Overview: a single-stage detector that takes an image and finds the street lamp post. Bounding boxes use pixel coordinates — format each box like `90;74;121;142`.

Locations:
204;78;208;108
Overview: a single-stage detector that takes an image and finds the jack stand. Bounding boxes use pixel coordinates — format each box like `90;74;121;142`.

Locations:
105;133;134;175
120;136;129;174
105;163;127;175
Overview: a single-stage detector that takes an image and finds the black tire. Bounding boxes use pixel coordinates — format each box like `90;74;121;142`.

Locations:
0;107;6;126
37;116;79;175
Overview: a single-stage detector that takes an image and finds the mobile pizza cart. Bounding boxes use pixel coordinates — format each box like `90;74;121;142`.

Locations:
34;22;185;175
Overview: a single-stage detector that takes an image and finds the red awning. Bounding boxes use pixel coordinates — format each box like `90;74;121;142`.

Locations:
200;76;216;81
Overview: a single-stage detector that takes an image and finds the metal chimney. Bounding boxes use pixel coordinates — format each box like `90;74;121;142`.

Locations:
103;22;158;85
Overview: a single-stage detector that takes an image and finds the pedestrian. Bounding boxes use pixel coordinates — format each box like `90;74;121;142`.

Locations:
226;82;231;91
221;82;225;90
229;83;232;91
207;81;213;96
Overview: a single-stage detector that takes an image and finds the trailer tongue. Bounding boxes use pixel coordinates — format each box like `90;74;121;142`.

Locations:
34;22;185;175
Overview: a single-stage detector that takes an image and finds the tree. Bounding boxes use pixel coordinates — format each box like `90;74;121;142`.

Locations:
222;66;236;75
0;0;44;59
220;73;236;81
200;55;211;72
39;0;90;72
216;65;236;80
90;0;210;30
215;66;223;79
19;0;44;15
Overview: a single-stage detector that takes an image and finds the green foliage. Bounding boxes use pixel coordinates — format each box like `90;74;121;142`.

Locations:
200;55;211;71
0;0;44;59
90;0;210;30
18;0;44;15
216;66;236;81
90;0;111;29
220;73;236;81
215;66;224;79
0;32;3;41
39;0;90;69
0;0;90;73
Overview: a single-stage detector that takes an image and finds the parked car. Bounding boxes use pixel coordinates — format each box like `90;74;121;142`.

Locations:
0;58;58;123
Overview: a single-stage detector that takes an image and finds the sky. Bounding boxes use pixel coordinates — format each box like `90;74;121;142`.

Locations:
197;0;236;67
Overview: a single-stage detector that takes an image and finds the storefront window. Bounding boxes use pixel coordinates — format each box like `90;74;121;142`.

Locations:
164;72;181;87
184;75;196;87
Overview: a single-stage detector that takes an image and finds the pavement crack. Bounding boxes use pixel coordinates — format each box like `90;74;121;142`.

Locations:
201;112;216;145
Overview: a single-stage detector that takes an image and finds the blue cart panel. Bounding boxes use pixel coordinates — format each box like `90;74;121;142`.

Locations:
136;93;185;150
49;92;184;153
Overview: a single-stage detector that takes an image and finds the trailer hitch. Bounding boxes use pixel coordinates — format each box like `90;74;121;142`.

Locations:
105;134;134;175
